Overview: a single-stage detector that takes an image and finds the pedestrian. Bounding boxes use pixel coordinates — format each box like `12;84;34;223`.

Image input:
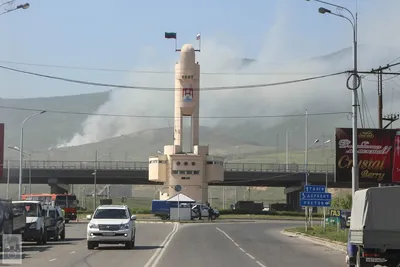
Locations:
197;205;202;220
208;205;213;221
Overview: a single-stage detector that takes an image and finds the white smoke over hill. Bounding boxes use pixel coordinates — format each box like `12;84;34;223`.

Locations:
59;1;400;148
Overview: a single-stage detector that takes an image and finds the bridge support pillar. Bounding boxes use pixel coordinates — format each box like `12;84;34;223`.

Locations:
48;178;70;194
50;185;69;194
284;186;302;211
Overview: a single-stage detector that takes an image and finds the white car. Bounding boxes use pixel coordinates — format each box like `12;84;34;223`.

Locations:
86;205;136;249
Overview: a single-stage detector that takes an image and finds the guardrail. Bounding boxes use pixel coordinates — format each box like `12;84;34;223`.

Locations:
3;160;335;173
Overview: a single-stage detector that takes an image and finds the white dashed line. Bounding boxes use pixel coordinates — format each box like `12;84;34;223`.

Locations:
246;253;255;259
216;227;267;267
69;251;76;254
49;258;57;262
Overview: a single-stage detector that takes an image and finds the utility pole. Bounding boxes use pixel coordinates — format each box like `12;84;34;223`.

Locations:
367;63;400;128
285;131;289;172
377;67;383;129
383;114;400;129
275;134;279;166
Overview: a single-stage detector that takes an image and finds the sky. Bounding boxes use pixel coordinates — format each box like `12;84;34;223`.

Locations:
1;0;400;146
0;0;379;98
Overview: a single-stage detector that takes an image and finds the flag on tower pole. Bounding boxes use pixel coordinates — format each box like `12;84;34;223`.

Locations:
196;33;201;40
165;32;177;39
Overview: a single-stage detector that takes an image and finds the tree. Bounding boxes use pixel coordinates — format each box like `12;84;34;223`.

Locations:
331;194;352;210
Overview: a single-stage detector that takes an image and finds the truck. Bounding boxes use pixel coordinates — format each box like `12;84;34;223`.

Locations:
0;199;26;247
22;193;79;223
12;201;52;245
348;186;400;267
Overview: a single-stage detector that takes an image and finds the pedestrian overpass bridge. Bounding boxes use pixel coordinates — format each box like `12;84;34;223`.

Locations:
1;160;373;188
2;160;377;211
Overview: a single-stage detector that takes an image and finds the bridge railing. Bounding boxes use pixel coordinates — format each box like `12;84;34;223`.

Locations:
3;160;335;173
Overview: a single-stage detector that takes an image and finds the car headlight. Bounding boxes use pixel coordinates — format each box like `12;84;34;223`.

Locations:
89;223;98;229
120;223;129;230
29;223;36;229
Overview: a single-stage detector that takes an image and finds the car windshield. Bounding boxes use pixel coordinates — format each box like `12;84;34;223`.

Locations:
48;210;56;218
14;203;39;217
56;195;77;208
93;209;128;219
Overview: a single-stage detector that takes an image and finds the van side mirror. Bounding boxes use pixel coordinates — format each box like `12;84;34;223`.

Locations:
86;214;92;220
130;215;137;221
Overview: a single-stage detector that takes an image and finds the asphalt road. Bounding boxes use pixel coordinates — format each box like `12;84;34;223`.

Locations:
11;222;176;267
6;220;347;267
156;220;347;267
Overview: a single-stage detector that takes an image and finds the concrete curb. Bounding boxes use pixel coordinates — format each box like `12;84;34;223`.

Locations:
136;221;176;224
281;230;347;253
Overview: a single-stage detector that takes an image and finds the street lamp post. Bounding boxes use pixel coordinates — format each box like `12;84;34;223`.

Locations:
92;150;98;211
306;0;359;200
0;2;29;15
324;151;335;231
18;111;46;200
9;146;32;195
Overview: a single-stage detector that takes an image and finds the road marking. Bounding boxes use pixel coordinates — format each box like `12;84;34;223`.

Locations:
49;258;57;262
246;253;255;259
216;227;267;267
69;251;76;254
144;223;180;267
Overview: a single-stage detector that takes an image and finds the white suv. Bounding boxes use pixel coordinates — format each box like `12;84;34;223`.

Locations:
86;205;136;249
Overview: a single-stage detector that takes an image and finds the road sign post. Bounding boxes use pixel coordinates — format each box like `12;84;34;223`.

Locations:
174;185;182;221
300;185;331;230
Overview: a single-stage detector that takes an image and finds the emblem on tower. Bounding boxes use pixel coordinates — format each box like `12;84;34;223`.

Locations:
182;88;193;102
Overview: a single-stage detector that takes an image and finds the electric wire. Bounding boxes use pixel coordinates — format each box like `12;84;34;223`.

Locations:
0;105;350;119
0;64;347;91
0;60;339;76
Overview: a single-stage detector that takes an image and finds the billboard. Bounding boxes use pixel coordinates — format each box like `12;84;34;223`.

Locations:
0;123;3;178
335;128;400;184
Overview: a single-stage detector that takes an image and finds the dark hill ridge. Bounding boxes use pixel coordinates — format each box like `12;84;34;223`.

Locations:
1;91;110;157
11;126;268;161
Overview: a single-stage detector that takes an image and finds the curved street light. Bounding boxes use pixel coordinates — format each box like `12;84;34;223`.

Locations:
18;110;46;199
306;0;359;200
0;2;29;16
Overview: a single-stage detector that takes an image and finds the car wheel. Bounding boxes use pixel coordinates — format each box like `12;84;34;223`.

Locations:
43;230;47;245
125;240;133;249
60;229;65;240
132;237;135;248
87;241;95;250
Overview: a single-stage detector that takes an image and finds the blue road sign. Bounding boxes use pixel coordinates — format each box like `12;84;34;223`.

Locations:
301;192;332;201
174;185;182;192
300;200;331;207
304;185;326;192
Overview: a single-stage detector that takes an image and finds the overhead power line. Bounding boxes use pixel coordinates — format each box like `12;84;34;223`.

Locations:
0;105;350;119
0;65;347;91
0;59;337;76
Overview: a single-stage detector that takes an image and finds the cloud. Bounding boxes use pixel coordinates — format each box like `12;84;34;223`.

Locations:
59;0;400;147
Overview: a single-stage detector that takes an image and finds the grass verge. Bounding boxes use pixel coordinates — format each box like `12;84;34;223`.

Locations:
285;225;348;243
219;214;312;220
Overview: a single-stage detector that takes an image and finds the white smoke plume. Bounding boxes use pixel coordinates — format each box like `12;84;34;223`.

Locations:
59;0;400;147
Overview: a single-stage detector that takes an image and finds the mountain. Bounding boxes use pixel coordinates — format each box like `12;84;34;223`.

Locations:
1;91;110;158
2;46;398;162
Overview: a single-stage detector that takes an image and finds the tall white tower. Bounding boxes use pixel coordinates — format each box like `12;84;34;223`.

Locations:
148;44;224;203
